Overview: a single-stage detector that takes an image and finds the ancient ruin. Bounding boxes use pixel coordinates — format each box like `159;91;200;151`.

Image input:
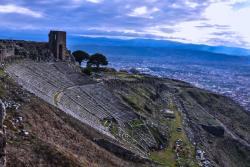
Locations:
49;31;70;60
5;61;157;157
0;30;70;63
0;41;15;63
0;31;158;158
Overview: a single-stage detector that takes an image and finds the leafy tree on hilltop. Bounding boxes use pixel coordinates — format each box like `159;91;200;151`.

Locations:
72;50;89;65
87;53;108;69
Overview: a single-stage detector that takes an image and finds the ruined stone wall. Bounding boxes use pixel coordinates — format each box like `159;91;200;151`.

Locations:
0;48;15;61
14;40;51;61
0;42;15;63
0;40;52;63
0;100;6;167
49;31;70;61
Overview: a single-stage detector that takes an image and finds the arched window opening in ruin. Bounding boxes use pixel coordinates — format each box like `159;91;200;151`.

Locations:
59;44;63;60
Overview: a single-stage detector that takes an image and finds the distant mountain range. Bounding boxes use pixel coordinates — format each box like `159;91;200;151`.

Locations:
1;32;249;57
68;36;250;57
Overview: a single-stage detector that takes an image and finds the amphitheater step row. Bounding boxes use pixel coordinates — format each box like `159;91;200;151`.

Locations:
5;61;158;154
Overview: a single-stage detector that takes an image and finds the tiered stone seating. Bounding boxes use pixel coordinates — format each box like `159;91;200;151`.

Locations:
53;62;78;74
6;60;159;152
59;94;100;122
79;84;138;123
21;62;74;87
132;127;158;150
7;64;64;97
53;62;96;85
62;87;110;120
57;94;112;138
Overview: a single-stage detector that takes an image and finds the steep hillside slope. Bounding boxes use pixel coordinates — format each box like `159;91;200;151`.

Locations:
102;72;250;167
0;68;150;167
2;61;250;167
5;61;160;158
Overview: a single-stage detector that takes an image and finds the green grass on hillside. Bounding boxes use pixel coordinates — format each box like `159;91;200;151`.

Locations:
122;95;144;112
150;100;198;167
128;119;144;128
0;68;5;77
0;68;6;97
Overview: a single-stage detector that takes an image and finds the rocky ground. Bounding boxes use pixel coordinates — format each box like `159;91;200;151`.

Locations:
1;65;250;167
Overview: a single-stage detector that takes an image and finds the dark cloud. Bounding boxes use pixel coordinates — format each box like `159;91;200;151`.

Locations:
76;29;187;40
0;0;212;34
0;0;248;49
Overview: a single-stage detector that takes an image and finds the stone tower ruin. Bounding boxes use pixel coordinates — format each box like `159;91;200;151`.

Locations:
49;31;68;60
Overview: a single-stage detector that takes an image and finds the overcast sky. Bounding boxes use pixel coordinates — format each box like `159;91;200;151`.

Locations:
0;0;249;48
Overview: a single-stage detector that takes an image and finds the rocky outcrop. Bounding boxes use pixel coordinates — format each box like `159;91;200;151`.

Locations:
0;40;52;63
201;124;224;137
0;100;6;167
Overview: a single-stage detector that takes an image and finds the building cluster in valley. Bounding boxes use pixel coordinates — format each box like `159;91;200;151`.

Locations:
0;31;71;64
